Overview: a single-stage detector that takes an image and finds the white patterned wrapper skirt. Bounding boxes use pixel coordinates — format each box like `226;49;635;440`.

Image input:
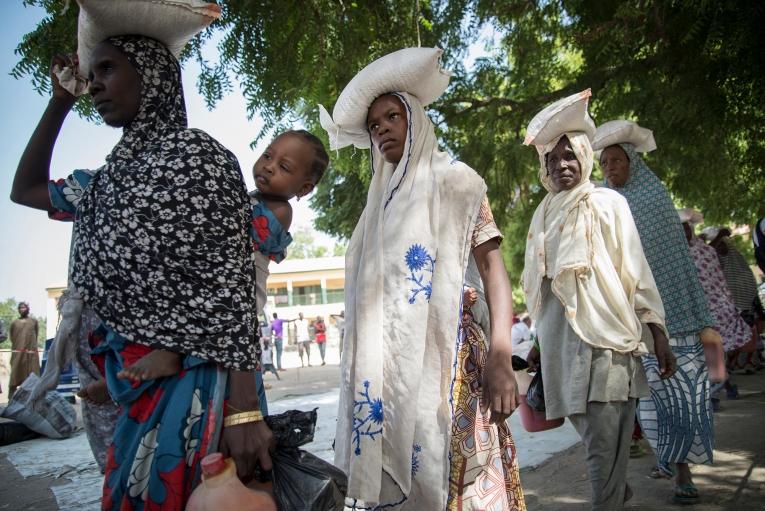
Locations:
638;334;714;464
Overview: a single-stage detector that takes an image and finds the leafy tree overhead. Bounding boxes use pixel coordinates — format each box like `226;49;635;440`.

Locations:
15;1;765;290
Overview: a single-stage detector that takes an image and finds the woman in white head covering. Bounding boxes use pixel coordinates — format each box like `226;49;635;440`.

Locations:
521;91;675;510
320;48;524;510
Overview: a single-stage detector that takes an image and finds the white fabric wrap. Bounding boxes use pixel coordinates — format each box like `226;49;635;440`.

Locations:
53;64;89;97
521;132;666;356
28;285;83;402
335;93;486;508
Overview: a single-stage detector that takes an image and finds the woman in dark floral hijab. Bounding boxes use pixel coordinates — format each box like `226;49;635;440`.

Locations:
12;36;272;510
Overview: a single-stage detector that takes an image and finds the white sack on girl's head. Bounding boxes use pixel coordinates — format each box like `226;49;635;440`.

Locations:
523;89;595;146
592;119;656;153
76;0;220;76
318;47;451;150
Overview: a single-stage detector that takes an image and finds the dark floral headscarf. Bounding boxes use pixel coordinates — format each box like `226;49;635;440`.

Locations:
72;36;259;370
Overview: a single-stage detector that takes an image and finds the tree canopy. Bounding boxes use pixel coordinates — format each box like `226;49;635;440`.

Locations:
15;0;765;287
285;226;347;259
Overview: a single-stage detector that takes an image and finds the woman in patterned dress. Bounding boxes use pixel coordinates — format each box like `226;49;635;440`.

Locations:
450;277;525;510
680;210;751;402
11;37;272;510
600;136;715;505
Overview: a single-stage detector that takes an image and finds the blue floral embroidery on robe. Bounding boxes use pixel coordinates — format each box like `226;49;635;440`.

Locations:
411;444;422;476
405;244;435;304
352;380;384;455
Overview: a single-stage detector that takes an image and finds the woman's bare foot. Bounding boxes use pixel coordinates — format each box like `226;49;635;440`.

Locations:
117;349;182;382
77;380;109;404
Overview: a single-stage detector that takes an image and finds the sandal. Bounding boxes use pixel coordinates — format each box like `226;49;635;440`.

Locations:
649;463;674;479
673;483;699;505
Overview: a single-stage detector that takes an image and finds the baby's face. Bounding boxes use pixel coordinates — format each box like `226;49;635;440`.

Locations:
253;134;315;199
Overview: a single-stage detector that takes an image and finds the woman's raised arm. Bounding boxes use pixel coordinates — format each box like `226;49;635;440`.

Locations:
11;55;77;211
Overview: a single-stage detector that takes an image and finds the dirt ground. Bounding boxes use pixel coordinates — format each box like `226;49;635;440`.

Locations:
521;370;765;510
1;363;763;510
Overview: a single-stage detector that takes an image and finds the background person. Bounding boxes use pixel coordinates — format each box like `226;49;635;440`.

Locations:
314;315;327;365
680;211;750;405
599;121;714;505
331;311;345;358
524;96;673;509
8;302;40;400
294;312;312;367
270;312;285;371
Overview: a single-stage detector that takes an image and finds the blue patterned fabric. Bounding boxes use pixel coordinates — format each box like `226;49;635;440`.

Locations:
91;324;268;510
638;334;713;464
249;197;293;263
48;169;96;221
604;144;713;337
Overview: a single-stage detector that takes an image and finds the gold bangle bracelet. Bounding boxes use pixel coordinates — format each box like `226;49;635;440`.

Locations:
223;410;264;428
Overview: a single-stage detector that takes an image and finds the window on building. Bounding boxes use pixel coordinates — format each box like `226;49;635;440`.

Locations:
268;286;289;308
293;284;323;306
326;288;345;303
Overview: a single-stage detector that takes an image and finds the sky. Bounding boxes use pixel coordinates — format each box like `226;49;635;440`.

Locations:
0;4;331;314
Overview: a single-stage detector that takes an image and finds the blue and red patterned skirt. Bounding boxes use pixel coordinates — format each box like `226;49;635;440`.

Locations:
91;326;266;510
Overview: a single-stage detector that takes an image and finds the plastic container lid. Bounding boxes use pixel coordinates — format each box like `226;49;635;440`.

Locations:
201;453;226;477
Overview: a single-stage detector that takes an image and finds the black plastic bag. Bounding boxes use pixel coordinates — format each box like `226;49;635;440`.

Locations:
525;370;546;412
255;409;347;510
271;448;348;511
266;408;318;449
511;355;529;371
0;420;40;446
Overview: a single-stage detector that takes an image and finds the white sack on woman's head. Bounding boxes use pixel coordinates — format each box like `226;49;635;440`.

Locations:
677;208;704;225
523;89;595;146
318;47;451;150
76;0;220;76
593;119;656;153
